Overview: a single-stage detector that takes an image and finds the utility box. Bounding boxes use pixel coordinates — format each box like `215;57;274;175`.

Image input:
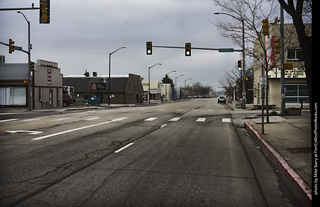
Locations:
88;96;101;105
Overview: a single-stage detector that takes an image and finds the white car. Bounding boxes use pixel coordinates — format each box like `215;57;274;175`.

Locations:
217;96;226;104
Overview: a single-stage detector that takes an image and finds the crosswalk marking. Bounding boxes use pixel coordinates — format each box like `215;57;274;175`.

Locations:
169;117;181;122
222;118;231;123
196;118;206;122
144;117;158;122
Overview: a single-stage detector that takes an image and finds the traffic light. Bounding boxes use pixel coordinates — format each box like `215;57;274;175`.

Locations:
9;39;14;54
274;38;280;54
146;42;152;55
243;76;248;81
262;18;269;36
23;79;28;84
40;0;50;24
237;60;241;71
185;43;191;56
30;61;34;71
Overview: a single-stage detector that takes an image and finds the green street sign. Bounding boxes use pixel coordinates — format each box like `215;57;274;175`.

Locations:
13;46;23;51
219;48;234;52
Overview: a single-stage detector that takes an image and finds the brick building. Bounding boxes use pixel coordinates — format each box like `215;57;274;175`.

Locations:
63;73;143;104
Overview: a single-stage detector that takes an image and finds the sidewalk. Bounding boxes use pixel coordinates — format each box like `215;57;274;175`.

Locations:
227;101;312;205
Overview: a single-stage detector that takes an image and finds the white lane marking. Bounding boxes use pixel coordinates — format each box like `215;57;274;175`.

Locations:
144;117;158;122
222;118;231;123
55;118;70;121
6;130;43;135
0;119;18;123
160;124;167;128
22;118;42;122
114;142;134;153
196;118;206;122
85;117;100;121
32;117;128;141
169;117;181;122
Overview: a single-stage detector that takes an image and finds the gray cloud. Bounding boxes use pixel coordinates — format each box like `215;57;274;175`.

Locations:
0;0;242;87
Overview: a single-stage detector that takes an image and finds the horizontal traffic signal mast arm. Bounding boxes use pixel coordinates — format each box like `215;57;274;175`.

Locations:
0;7;40;11
152;45;242;52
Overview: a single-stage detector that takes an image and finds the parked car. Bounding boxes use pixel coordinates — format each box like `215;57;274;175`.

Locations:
63;94;74;107
217;95;226;104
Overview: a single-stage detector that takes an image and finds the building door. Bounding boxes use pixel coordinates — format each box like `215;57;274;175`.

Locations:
49;89;53;108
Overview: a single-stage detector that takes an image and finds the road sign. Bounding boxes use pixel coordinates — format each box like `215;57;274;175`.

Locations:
219;48;234;52
13;46;22;51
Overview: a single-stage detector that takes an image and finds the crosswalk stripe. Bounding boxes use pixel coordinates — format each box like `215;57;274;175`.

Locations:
144;117;158;121
222;118;231;122
196;118;206;122
169;117;181;122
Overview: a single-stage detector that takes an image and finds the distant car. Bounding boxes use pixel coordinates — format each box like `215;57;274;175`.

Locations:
217;95;226;104
63;94;73;107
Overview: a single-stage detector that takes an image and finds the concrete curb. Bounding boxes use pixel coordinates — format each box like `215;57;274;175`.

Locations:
245;122;312;206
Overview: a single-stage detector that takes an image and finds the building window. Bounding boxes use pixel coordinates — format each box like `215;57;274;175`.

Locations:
285;84;309;105
0;87;26;105
287;48;303;60
39;87;43;102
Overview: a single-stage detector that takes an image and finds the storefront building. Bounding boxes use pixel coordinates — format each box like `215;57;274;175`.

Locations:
253;23;311;108
0;58;63;109
63;73;143;104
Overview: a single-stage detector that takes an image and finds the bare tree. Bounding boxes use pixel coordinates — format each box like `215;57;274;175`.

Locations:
277;0;312;114
219;65;242;102
212;0;311;120
213;0;279;121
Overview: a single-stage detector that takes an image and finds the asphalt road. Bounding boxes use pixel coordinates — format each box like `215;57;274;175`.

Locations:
0;99;300;206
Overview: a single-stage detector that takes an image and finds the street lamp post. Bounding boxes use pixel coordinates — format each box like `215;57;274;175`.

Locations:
17;11;32;111
175;74;183;100
108;47;126;106
148;63;162;104
164;70;176;101
214;12;246;109
184;78;192;99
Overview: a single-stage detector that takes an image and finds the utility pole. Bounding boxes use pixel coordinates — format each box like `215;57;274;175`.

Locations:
108;47;126;106
148;63;162;104
280;5;286;115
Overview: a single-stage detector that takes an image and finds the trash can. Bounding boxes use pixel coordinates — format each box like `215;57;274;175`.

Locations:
88;96;100;105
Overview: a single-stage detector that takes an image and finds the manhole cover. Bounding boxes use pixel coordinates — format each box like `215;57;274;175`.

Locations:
287;147;311;154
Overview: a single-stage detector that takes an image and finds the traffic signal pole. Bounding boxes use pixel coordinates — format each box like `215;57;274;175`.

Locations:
17;11;32;111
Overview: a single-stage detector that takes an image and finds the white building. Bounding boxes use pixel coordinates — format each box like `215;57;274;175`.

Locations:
160;83;173;102
141;81;161;102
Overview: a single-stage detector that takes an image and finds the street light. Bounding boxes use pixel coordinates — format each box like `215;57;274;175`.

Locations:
175;74;183;100
214;12;246;109
108;47;126;106
17;11;32;111
148;63;162;104
164;70;176;101
184;78;192;99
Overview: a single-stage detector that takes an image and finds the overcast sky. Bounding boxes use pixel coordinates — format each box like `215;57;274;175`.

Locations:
0;0;245;88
